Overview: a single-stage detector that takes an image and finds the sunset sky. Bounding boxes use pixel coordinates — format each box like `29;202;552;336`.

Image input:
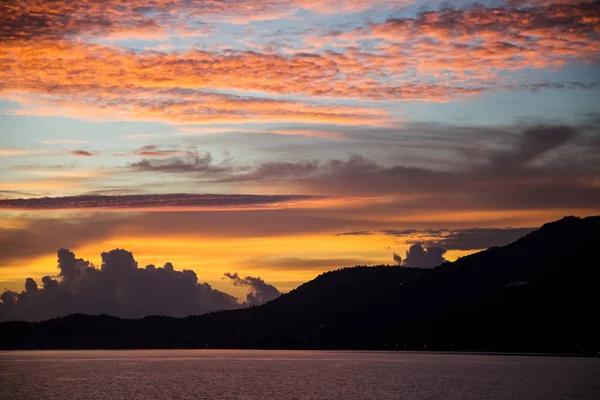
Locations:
1;0;599;302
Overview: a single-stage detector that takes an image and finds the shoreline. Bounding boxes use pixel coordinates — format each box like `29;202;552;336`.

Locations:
1;349;598;358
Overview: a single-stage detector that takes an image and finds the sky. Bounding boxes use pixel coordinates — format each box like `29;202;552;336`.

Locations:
0;0;599;316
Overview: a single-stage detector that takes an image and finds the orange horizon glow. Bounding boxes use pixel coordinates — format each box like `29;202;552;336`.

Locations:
0;230;477;297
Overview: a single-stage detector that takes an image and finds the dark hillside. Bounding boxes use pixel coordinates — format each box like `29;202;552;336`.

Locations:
1;216;598;353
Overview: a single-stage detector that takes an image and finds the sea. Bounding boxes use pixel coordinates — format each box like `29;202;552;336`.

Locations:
0;350;599;399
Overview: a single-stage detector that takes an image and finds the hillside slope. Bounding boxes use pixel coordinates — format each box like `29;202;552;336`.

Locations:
1;216;598;352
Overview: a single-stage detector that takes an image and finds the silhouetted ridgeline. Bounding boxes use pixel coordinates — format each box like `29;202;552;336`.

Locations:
1;216;598;352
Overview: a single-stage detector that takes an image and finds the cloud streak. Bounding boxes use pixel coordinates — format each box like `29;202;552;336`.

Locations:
0;217;120;264
0;193;320;211
380;227;537;250
70;150;95;157
128;152;230;175
401;243;447;268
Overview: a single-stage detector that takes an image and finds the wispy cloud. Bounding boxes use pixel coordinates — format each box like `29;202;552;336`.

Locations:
0;148;50;156
0;193;321;211
375;227;537;250
38;139;87;145
70;150;95;157
109;123;600;212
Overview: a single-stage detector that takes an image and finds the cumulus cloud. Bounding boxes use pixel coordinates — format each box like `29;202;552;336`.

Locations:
402;243;447;268
0;248;282;321
224;272;282;306
393;252;402;265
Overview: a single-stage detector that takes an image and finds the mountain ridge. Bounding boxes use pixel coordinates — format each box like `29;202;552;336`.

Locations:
1;216;598;352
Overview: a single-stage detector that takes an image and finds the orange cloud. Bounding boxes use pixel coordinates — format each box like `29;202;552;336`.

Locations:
341;1;600;81
1;71;392;124
0;0;411;42
0;0;597;125
0;180;81;192
0;148;52;156
70;150;95;157
296;0;411;14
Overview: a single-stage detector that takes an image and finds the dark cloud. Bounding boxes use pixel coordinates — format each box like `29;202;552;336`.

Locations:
489;125;579;167
0;190;38;199
57;247;91;281
393;252;402;265
335;231;373;236
24;278;38;293
0;0;307;44
82;188;147;196
111;123;599;213
119;145;198;158
512;81;597;93
132;145;183;157
0;209;382;265
226;160;320;182
0;291;17;306
0;193;318;210
379;227;537;251
0;217;119;264
402;243;447;268
0;0;164;42
0;248;282;321
211;124;598;210
224;272;282;306
382;228;448;236
429;227;537;250
221;154;459;196
70;150;95;157
0;123;596;268
128;153;230;175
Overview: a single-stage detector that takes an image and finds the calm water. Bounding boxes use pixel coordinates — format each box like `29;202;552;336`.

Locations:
0;350;599;399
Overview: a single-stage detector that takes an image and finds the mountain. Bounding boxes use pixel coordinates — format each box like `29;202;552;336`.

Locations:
1;216;599;352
